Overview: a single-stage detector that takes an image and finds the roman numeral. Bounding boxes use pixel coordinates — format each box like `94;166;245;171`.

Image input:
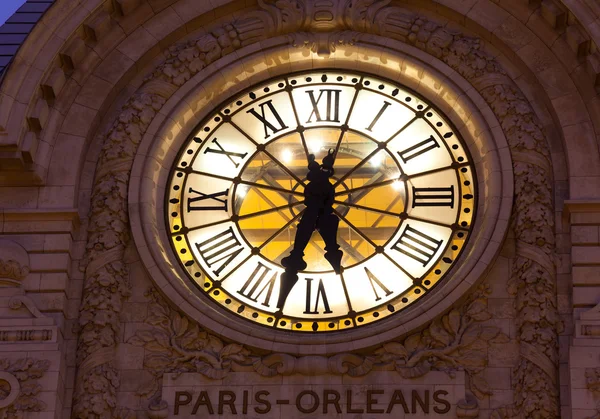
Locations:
366;101;391;132
412;186;454;208
204;138;248;168
306;89;341;123
391;225;443;267
303;278;333;314
194;227;243;276
364;267;392;301
237;262;278;307
397;135;440;163
246;100;288;139
187;188;228;212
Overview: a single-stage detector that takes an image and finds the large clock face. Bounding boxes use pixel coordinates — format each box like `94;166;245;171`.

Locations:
166;70;476;332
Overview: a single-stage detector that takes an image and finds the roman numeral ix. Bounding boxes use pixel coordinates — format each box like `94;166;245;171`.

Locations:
194;226;243;276
391;225;443;267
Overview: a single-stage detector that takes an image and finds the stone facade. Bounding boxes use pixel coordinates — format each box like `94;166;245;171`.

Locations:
0;0;598;418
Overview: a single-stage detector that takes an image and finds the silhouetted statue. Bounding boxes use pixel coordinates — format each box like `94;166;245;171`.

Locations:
277;150;343;309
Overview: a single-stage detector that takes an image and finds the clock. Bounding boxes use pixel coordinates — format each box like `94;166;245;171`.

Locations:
166;70;476;332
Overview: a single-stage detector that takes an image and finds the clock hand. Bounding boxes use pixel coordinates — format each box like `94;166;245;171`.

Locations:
277;150;344;311
319;149;343;275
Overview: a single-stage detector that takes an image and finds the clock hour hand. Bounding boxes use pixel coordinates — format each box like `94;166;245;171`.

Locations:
277;150;343;310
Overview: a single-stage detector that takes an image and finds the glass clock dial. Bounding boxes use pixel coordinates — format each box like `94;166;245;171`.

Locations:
166;71;476;332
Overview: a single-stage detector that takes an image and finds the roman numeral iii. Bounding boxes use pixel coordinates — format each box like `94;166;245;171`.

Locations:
194;227;243;276
391;225;443;266
237;262;278;307
187;188;228;212
412;186;454;208
246;100;288;139
306;89;341;123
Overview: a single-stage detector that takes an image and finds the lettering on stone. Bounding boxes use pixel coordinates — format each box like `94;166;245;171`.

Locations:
171;388;452;415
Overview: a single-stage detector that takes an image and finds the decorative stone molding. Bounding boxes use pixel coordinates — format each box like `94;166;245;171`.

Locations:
129;286;505;411
75;1;558;418
0;240;29;287
586;368;600;419
0;358;50;418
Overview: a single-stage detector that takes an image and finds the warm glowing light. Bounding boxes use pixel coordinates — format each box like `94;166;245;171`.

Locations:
309;140;322;153
282;148;293;164
370;151;384;167
392;179;403;191
237;186;247;198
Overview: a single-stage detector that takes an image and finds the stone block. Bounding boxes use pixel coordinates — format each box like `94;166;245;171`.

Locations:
38;186;75;208
62;94;100;134
75;75;114;111
41;67;67;102
29;292;67;312
20;131;39;164
572;246;600;264
573;287;600;306
43;234;71;253
59;37;89;73
571;226;599;244
116;26;157;62
40;273;69;292
586;52;600;87
29;253;70;272
565;24;590;58
83;11;113;43
93;48;135;85
113;0;142;16
27;98;49;133
143;5;184;41
573;266;600;285
541;0;567;29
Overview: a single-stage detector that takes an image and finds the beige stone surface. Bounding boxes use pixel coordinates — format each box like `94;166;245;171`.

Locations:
0;0;598;417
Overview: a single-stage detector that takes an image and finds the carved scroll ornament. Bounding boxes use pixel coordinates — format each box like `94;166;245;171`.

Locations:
74;1;559;418
129;286;506;405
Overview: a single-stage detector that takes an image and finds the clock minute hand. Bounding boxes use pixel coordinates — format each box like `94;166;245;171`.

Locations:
276;150;343;311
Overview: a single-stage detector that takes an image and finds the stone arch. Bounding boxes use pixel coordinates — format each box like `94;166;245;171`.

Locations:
7;1;600;418
3;0;598;191
63;3;566;419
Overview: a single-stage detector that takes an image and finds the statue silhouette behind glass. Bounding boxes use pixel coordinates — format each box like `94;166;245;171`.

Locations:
277;149;343;309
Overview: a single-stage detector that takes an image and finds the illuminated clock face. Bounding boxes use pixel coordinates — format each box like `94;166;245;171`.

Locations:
166;71;476;332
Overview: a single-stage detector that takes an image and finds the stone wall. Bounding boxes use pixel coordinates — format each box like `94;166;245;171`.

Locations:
0;0;599;418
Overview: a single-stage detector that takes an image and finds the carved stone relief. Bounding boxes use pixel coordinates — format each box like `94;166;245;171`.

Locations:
128;285;505;416
0;240;29;287
0;358;50;419
74;1;559;418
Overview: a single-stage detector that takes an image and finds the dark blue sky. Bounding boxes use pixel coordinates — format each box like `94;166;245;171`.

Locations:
0;0;27;26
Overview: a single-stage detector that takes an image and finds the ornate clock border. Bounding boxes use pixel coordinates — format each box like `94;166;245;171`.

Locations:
73;2;559;419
